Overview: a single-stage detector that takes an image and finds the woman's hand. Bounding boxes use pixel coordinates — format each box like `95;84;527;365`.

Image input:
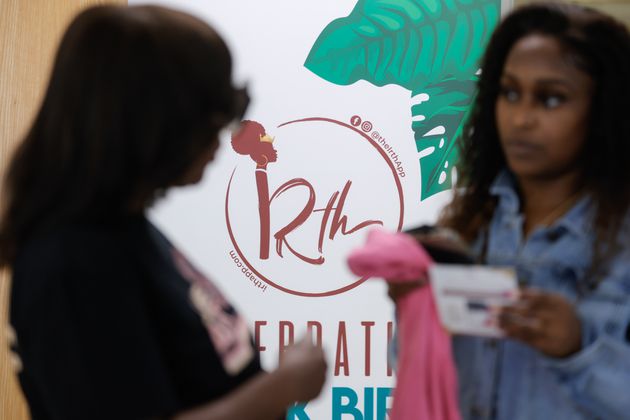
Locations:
278;337;327;402
497;288;582;358
175;337;326;420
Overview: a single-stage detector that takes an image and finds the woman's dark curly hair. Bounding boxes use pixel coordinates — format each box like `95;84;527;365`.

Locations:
441;2;630;258
0;5;247;266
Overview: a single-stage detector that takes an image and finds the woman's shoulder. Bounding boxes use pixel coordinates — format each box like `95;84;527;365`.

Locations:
10;217;158;323
13;217;151;283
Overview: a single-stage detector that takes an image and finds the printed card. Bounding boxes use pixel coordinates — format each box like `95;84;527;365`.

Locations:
430;264;518;337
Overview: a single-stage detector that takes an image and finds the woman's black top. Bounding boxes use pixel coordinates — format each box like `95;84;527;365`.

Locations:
9;215;261;420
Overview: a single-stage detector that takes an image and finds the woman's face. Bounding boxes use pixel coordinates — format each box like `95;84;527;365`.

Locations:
496;34;594;183
176;139;220;186
259;140;277;164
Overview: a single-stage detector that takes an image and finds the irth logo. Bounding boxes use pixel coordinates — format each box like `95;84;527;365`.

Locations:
226;117;404;297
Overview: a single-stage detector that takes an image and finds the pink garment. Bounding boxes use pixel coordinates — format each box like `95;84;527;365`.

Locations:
347;228;461;420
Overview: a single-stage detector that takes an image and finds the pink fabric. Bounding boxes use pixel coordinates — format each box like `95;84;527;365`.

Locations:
347;228;461;420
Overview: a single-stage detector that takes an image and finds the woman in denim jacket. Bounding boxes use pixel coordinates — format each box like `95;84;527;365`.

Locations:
392;3;630;419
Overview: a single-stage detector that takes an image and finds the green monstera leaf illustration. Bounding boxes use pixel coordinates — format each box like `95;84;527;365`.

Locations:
305;0;500;200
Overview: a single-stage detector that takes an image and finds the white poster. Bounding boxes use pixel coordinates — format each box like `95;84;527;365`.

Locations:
130;1;511;418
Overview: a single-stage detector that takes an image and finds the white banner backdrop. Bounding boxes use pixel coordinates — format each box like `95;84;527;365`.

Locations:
130;1;511;418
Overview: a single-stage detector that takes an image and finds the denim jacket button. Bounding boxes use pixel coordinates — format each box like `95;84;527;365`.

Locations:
546;229;562;242
605;322;618;335
470;406;485;417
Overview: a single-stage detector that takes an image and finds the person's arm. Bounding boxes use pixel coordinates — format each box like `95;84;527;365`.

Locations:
498;263;630;418
540;334;630;419
175;338;326;420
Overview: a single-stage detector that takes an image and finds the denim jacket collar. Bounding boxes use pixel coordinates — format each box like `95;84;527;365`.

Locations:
488;169;593;239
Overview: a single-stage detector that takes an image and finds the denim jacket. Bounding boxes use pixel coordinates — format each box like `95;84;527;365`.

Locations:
454;171;630;420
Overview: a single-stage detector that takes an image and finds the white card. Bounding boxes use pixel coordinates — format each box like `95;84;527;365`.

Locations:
430;264;518;337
